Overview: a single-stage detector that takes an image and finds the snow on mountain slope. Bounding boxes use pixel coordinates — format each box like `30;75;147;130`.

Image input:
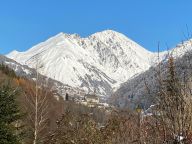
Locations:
0;55;86;98
111;39;192;108
7;30;157;96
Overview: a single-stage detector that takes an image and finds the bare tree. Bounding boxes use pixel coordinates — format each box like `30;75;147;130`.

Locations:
20;62;50;144
148;54;192;143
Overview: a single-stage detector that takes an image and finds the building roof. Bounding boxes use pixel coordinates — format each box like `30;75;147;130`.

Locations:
85;94;99;99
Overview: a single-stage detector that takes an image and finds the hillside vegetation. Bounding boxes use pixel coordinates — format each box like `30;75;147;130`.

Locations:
1;53;192;144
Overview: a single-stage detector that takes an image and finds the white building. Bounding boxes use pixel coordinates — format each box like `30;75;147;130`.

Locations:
85;94;99;105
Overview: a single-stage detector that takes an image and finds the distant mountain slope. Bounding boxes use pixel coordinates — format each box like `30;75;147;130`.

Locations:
0;55;85;98
7;30;158;96
112;40;192;109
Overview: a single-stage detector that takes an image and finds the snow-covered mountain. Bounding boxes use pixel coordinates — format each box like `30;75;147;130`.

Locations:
7;30;157;96
111;39;192;109
0;55;86;98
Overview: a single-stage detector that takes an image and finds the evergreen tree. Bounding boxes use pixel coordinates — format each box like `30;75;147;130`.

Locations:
65;93;69;101
0;83;22;144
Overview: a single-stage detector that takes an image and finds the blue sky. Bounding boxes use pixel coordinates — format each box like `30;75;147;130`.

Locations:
0;0;192;54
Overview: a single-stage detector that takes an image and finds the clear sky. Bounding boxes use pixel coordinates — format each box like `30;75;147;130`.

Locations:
0;0;192;54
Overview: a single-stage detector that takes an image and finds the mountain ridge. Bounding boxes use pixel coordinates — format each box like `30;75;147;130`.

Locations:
111;39;192;108
7;30;191;97
7;30;155;96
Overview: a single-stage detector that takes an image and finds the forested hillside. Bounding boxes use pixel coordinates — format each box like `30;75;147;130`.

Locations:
2;56;192;143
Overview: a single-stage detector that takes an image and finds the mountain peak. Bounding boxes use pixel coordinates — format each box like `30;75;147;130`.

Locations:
7;30;156;96
97;29;120;35
49;32;80;41
7;50;19;59
90;30;124;38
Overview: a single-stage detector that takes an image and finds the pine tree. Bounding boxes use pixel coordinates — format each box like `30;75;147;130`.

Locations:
0;83;22;144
